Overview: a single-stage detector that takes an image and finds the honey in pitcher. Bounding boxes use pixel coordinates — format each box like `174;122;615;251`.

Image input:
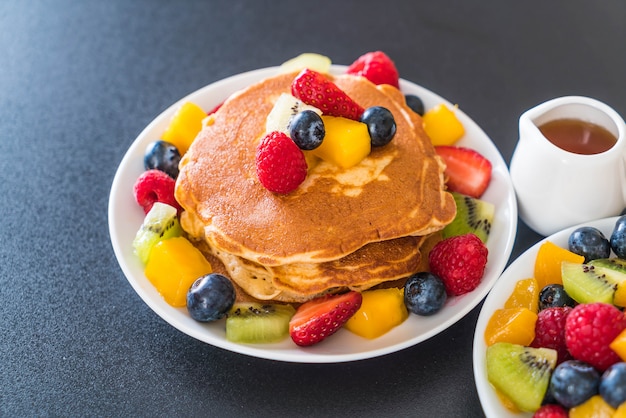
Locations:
539;118;617;155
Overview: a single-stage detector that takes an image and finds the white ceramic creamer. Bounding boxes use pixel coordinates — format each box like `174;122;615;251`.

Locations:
510;96;626;236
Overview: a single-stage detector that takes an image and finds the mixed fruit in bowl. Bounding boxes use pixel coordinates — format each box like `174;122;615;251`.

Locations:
482;216;626;417
128;51;499;349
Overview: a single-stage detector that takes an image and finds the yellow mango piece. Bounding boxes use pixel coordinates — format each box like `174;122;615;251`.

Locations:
534;241;585;289
504;278;539;313
569;395;615;418
313;116;371;168
610;328;626;361
422;103;465;146
615;402;626;418
161;101;207;155
614;283;626;307
484;307;537;346
344;288;408;339
144;236;212;307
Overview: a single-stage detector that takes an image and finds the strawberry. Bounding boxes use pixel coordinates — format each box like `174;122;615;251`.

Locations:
346;51;400;88
289;291;362;346
291;69;364;121
133;169;182;214
255;131;308;194
428;233;488;296
435;145;492;198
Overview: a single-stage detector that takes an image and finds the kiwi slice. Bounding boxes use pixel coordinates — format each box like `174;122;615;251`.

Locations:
588;257;626;273
132;202;182;264
442;192;494;243
226;303;296;344
561;261;621;304
588;258;626;304
265;93;321;135
486;342;557;412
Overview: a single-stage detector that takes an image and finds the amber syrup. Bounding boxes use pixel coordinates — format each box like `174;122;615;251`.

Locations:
539;118;617;155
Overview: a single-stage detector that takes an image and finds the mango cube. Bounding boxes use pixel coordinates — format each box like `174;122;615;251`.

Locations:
345;288;408;339
569;395;615;418
313;116;370;168
423;103;465;146
504;278;539;313
615;402;626;418
484;307;537;346
161;101;206;155
610;328;626;361
144;236;213;307
534;241;584;288
614;283;626;307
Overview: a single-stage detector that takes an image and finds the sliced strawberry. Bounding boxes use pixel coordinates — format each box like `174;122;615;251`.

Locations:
435;145;492;198
291;69;364;121
289;291;362;347
346;51;400;88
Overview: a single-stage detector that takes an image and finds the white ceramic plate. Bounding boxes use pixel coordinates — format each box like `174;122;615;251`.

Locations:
109;65;517;363
474;216;620;417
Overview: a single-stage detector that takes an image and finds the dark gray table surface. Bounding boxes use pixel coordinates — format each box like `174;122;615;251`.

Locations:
2;1;625;416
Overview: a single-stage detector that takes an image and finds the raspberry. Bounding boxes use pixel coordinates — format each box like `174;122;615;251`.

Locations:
346;51;400;88
427;233;488;296
530;307;573;364
255;131;307;194
133;169;182;214
565;302;626;371
532;404;568;418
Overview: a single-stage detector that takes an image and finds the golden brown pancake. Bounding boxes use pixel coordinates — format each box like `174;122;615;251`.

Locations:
209;235;426;302
175;70;455;302
176;72;455;264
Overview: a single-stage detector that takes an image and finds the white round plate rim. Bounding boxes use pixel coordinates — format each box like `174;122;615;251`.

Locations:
473;216;620;417
109;65;517;363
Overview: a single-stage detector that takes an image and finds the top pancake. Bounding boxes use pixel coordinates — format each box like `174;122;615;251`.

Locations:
176;70;456;266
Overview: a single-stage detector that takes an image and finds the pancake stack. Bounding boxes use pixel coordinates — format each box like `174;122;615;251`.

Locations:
175;70;456;302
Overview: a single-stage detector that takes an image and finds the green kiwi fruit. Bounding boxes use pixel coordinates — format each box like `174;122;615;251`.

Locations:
486;342;557;412
226;303;296;344
561;261;624;304
442;192;494;243
132;202;182;264
588;257;626;273
265;93;321;135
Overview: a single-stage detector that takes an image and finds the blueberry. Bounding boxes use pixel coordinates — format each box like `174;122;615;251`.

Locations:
549;360;600;408
186;273;236;322
404;272;447;316
568;226;611;262
600;362;626;408
404;94;424;116
611;215;626;259
289;110;325;150
538;284;577;311
144;140;181;179
360;106;396;147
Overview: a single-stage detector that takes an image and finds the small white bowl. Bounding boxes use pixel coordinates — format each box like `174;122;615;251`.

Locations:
474;216;620;417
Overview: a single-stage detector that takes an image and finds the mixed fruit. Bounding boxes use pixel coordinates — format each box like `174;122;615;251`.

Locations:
484;216;626;417
129;51;498;348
